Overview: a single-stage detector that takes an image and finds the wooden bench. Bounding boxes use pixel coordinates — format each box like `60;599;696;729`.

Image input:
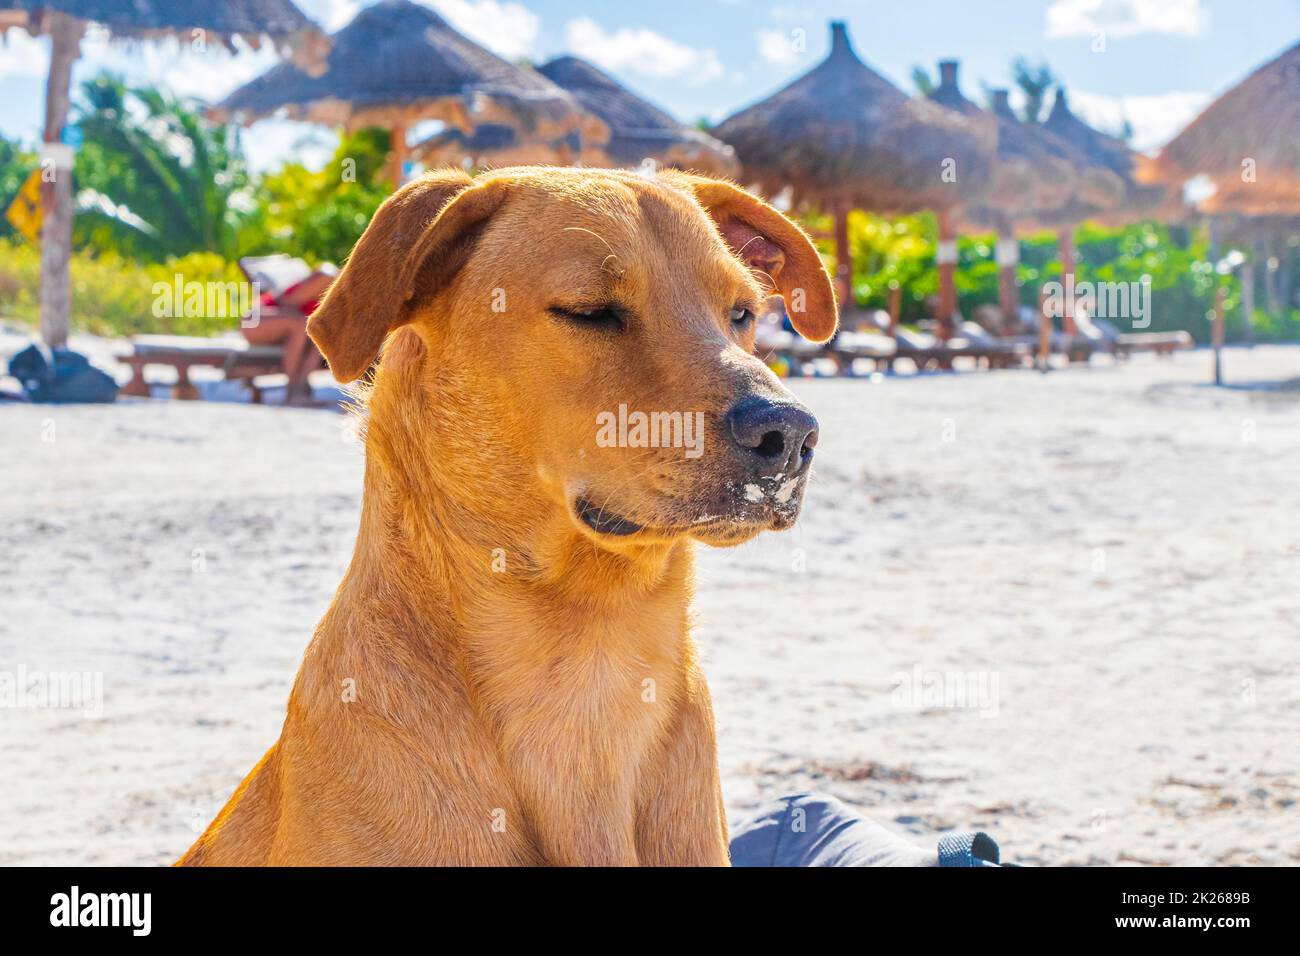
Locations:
1113;330;1194;358
119;335;286;402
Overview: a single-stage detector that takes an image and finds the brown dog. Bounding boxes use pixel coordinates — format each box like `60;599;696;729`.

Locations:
179;166;835;866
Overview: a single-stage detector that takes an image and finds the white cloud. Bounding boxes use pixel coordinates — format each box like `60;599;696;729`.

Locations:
757;29;799;66
1069;89;1210;152
0;25;283;101
1046;0;1209;39
241;119;339;173
0;29;49;78
565;17;724;83
426;0;540;61
279;1;541;59
769;4;815;20
147;40;283;103
295;0;363;32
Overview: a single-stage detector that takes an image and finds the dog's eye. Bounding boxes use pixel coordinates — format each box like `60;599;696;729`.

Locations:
550;306;624;332
729;306;755;328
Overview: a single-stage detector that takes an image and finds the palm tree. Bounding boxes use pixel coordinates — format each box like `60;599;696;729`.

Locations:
910;65;935;97
72;74;251;260
1012;58;1055;123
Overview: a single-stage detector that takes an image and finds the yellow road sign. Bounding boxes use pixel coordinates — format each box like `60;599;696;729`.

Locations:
5;169;43;244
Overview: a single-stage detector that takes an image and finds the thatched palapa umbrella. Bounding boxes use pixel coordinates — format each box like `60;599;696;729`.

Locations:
1039;86;1171;331
1143;40;1300;218
0;0;327;349
930;62;1073;327
713;21;993;337
536;55;738;175
412;122;584;170
931;66;1078;222
928;61;1126;326
1141;41;1300;330
214;0;606;184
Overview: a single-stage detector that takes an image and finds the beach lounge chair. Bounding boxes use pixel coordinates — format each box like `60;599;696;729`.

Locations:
1088;317;1193;358
119;256;341;401
844;308;965;371
119;335;286;401
826;330;897;374
1013;307;1088;363
950;320;1033;369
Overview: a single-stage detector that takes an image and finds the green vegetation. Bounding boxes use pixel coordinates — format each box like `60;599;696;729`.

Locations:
802;208;1299;344
0;239;245;337
244;127;392;265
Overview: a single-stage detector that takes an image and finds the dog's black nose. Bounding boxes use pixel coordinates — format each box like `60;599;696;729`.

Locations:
725;395;819;479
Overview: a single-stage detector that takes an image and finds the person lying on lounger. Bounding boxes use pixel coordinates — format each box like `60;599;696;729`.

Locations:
239;256;338;403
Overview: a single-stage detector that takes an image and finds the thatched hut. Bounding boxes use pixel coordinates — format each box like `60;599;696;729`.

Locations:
537;55;738;176
0;0;327;350
1142;41;1300;328
1143;40;1300;217
929;62;1076;324
930;65;1103;224
1030;86;1172;331
213;0;605;183
412;123;583;170
713;22;993;332
1041;86;1169;223
0;0;326;63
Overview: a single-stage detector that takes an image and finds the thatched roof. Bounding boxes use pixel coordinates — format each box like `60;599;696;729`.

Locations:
537;55;737;175
1040;86;1171;226
712;21;993;213
0;0;327;71
211;0;604;145
412;122;583;168
1143;40;1300;216
927;61;1080;225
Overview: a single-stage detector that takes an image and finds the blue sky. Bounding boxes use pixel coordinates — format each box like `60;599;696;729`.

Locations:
0;0;1296;169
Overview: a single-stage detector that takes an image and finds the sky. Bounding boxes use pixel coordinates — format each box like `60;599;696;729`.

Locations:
0;0;1296;171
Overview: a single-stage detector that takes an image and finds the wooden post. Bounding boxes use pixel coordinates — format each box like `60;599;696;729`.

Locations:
1211;284;1226;386
1037;283;1051;373
1057;225;1077;337
1240;252;1255;346
996;229;1019;334
833;202;852;313
887;281;901;339
1264;238;1281;315
936;207;957;340
387;118;408;185
38;13;84;350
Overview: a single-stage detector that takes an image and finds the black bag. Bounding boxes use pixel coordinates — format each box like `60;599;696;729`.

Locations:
7;344;119;404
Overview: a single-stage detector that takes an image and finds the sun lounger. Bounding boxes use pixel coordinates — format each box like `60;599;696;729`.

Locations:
951;321;1033;369
1090;318;1193;358
825;331;897;374
1013;309;1090;363
119;335;285;401
757;321;895;376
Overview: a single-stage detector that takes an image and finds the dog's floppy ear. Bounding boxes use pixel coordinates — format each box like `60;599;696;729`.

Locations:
307;169;508;382
667;174;838;342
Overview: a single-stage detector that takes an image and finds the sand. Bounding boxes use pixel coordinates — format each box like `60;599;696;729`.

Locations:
2;339;1298;865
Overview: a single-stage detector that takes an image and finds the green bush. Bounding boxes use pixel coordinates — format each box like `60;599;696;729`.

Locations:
802;207;1290;344
0;238;246;337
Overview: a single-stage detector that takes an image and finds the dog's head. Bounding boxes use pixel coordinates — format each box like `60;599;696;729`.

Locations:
309;167;836;550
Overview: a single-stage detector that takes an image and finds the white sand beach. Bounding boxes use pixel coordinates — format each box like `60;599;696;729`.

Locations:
2;344;1298;866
